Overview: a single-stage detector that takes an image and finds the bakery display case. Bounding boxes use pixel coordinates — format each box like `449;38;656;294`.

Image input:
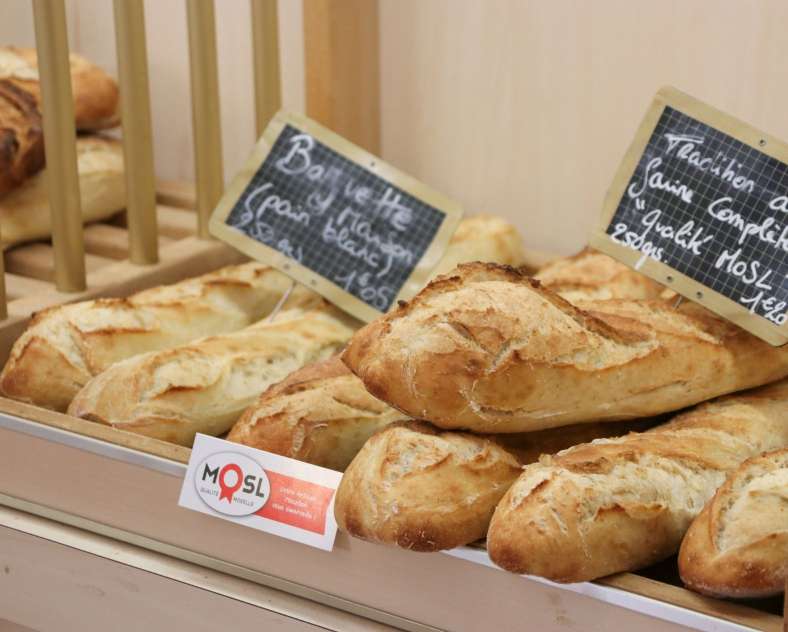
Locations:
0;2;785;631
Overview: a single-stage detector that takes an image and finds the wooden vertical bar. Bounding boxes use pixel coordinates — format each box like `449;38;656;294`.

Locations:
250;0;282;137
0;249;6;319
32;0;86;292
113;0;158;265
303;0;381;153
186;0;224;239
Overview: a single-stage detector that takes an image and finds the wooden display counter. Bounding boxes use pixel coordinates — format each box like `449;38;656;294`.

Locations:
0;395;783;631
0;184;782;632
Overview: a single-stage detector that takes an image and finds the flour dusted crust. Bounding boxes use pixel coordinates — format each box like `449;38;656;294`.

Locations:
343;262;788;433
486;381;788;582
0;263;318;411
0;46;119;130
334;421;522;551
0;136;125;245
68;304;359;446
228;356;406;471
679;448;788;598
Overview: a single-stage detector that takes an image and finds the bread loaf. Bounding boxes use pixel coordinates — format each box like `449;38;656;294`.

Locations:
486;380;788;582
0;46;119;131
228;249;677;468
335;421;522;551
229;352;659;471
1;136;125;245
679;448;788;598
0;263;316;411
343;262;788;433
432;214;524;276
228;356;406;471
68;303;359;446
0;79;44;197
534;248;664;302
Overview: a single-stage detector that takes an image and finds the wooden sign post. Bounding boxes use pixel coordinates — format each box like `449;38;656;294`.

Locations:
209;110;463;322
591;87;788;345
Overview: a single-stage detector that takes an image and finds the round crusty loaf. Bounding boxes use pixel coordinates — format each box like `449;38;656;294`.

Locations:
343;262;788;433
487;380;788;583
334;421;522;552
228;355;406;471
679;448;788;598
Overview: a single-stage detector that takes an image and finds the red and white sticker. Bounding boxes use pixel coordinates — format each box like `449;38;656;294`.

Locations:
178;434;343;550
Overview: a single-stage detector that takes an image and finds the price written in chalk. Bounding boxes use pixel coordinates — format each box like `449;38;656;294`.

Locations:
210;111;463;322
593;87;788;343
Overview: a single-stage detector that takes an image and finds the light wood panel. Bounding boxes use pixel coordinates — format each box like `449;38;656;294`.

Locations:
379;0;788;255
0;507;394;632
304;0;381;153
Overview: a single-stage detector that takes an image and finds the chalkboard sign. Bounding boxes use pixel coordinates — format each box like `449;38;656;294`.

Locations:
591;87;788;345
210;111;463;322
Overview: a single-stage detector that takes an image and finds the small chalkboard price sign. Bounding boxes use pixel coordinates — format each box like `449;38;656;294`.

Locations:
209;111;463;322
591;87;788;345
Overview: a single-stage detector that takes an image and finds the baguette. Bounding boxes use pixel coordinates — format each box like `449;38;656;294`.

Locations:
343;262;788;433
486;380;788;582
1;136;125;245
334;421;522;551
0;46;119;131
0;79;44;197
0;263;316;411
333;418;659;551
534;248;664;302
68;303;359;446
679;448;788;598
227;356;406;471
431;214;524;276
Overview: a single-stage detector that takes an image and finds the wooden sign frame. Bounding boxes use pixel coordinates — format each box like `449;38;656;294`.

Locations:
590;86;788;346
209;110;463;322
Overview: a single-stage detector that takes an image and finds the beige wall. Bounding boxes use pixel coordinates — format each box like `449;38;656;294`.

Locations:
379;0;788;254
3;1;788;255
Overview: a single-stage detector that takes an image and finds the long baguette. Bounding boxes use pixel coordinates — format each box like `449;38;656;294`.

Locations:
678;448;788;598
0;263;315;411
343;262;788;433
486;380;788;582
68;303;359;446
1;136;126;245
